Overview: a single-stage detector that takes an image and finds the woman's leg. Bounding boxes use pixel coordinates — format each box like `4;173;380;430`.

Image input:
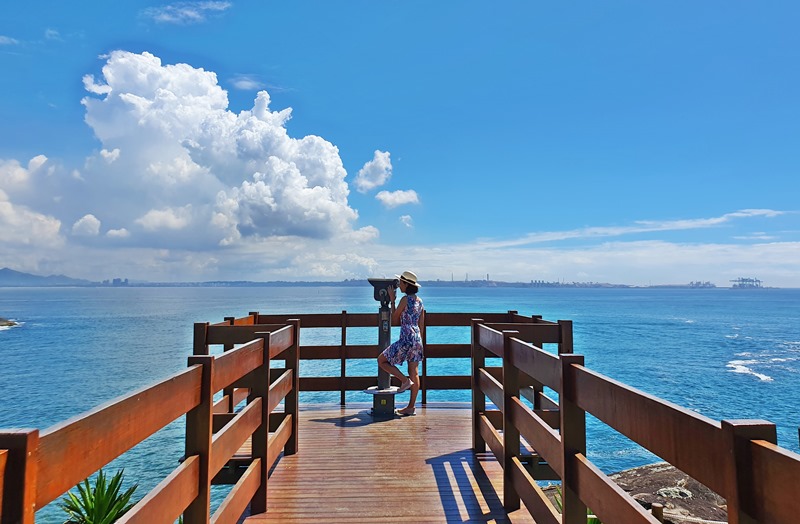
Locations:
399;361;419;414
377;353;408;385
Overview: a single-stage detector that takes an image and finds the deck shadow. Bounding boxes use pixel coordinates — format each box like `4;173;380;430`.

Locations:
426;449;511;523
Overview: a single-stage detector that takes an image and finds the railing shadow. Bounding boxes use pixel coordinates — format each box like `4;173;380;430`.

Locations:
309;409;394;427
425;449;511;523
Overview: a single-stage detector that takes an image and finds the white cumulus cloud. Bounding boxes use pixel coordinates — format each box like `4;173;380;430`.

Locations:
100;148;120;163
376;189;419;209
354;150;392;193
72;214;101;236
135;206;193;231
400;215;413;228
76;51;360;248
106;228;130;238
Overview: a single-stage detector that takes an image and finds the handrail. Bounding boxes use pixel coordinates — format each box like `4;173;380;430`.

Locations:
0;321;299;524
472;320;800;524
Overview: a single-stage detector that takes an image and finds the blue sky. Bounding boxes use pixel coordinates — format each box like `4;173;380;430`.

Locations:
2;2;800;286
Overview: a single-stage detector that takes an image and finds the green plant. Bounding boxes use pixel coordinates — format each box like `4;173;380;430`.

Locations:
60;469;138;524
552;486;602;523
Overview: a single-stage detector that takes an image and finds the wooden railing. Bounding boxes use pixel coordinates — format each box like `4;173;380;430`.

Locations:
0;322;298;524
4;308;798;523
473;323;800;524
207;310;537;404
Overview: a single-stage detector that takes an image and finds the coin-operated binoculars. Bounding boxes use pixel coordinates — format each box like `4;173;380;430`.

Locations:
366;277;400;417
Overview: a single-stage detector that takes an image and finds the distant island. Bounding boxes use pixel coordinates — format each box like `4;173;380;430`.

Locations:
0;268;774;289
0;317;17;327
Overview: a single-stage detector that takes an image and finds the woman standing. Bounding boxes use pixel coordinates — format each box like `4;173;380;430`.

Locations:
378;270;425;416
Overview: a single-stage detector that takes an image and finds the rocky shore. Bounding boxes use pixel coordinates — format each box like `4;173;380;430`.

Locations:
0;317;17;327
544;462;726;523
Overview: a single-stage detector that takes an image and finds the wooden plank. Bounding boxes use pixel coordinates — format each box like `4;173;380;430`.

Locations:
268;370;293;413
0;448;5;513
427;312;513;326
749;439;800;522
36;366;202;508
510;457;560;524
211;399;262;476
477;324;504;357
0;430;38;524
572;365;727;495
508;338;561;391
485;323;562;344
116;455;200;524
424;344;471;358
205;324;289;345
268;325;294;359
211;459;261;524
267;415;292;471
509;397;563;477
213;339;264;392
479;414;503;462
478;368;504;411
245;406;534;523
572;453;660;523
256;313;375;328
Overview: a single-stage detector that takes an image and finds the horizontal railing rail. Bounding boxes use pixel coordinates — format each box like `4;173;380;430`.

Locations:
472;320;800;524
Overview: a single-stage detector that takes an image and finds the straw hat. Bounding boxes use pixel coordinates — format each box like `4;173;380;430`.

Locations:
396;270;421;288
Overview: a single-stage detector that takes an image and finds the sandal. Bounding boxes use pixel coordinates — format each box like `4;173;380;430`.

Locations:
398;379;413;393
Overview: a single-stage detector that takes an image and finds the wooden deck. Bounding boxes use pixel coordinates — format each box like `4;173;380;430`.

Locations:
244;404;536;523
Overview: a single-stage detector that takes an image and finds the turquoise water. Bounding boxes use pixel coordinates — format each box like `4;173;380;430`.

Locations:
1;286;798;521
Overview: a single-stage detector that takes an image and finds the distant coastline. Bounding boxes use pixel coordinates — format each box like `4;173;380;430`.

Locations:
0;267;780;289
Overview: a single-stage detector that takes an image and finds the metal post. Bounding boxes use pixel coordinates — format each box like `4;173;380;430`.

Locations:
368;278;398;418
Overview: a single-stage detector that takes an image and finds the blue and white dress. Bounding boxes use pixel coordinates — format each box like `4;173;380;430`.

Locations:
382;294;424;366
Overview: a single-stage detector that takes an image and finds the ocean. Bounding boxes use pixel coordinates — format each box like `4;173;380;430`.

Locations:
1;285;798;521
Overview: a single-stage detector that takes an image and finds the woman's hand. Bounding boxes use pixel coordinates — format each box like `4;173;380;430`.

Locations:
388;285;396;304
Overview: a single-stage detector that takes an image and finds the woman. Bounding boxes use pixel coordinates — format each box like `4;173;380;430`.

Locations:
377;270;425;416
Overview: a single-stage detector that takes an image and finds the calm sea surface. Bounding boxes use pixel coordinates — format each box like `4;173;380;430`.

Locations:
1;286;798;521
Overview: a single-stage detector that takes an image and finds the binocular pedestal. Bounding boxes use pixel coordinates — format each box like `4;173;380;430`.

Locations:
367;278;399;418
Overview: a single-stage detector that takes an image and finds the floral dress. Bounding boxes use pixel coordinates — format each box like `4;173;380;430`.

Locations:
382;294;424;366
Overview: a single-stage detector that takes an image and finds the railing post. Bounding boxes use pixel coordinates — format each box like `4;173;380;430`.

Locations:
559;353;586;524
421;308;427;405
0;429;39;524
558;320;573;355
502;330;521;512
340;311;347;406
471;318;486;453
184;356;214;524
250;332;272;515
193;322;209;356
223;317;236;412
285;320;301;455
721;419;777;524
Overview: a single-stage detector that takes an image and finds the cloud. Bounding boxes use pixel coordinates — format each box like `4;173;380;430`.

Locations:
100;149;120;163
479;209;789;249
107;228;130;238
400;215;413;228
72;214;101;236
44;29;63;41
0;189;63;247
0;36;19;45
76;50;359;247
135;206;192;231
354;150;392;193
142;1;232;24
230;75;265;90
375;189;419;209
